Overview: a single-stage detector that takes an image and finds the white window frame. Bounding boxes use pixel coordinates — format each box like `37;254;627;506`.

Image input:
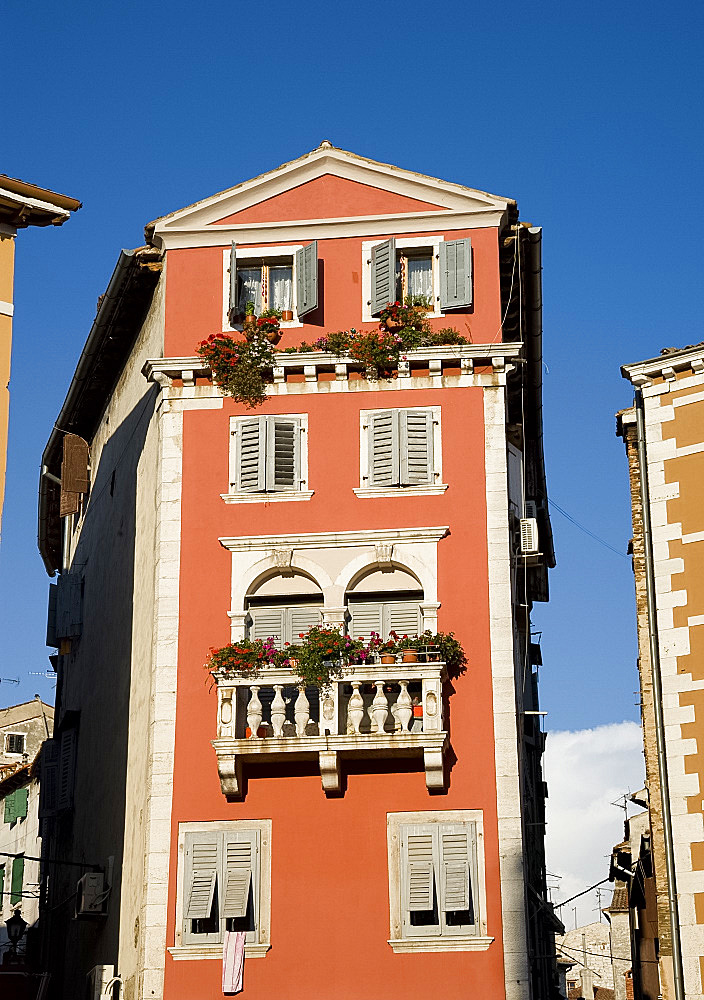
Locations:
222;244;304;333
355;405;447;498
4;732;26;757
387;810;492;953
362;236;446;323
170;820;272;961
222;413;313;504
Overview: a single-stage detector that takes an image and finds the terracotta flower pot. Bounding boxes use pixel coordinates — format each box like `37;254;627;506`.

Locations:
281;309;293;322
402;651;419;663
384;319;402;333
243;316;257;332
381;654;396;664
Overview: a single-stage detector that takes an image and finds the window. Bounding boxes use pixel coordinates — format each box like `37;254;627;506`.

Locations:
364;236;472;319
226;414;310;502
225;242;318;326
356;407;446;497
5;732;25;756
248;603;322;649
4;788;28;825
38;729;77;816
172;821;271;960
387;811;491;953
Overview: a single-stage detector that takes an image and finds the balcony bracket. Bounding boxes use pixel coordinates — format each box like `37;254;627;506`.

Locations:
319;750;342;794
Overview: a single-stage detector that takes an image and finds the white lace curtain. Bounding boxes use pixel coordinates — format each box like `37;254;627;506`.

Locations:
407;258;433;301
269;266;292;311
237;268;262;315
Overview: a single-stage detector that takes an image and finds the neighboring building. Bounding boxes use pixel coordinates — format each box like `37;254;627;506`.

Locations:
0;174;80;542
557;921;614;996
618;343;704;1000
37;144;558;999
0;699;53;967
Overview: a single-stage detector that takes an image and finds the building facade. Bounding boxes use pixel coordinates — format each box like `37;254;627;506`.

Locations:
37;144;557;999
618;344;704;1000
0;174;80;542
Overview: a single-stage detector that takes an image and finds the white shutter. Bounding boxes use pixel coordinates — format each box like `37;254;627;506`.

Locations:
249;607;286;649
288;605;322;643
440;828;471;912
386;602;422;638
439;238;472;310
228;242;238;319
236;418;266;492
39;739;60;818
58;729;77;811
403;826;438;930
399;409;433;485
370;238;396;316
221;836;254;920
348;603;383;642
267;417;300;491
368;410;398;486
185;834;219;920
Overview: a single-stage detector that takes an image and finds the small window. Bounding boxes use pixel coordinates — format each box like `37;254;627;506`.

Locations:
366;237;472;318
228;414;309;499
387;811;490;953
362;408;437;489
174;821;271;957
226;243;318;325
5;733;25;756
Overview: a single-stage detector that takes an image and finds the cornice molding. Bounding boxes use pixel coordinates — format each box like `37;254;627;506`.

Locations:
622;345;704;386
219;526;450;552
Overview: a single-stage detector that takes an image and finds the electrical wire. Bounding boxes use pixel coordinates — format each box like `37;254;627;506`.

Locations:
553;877;612;907
557;942;658;966
544;493;630;561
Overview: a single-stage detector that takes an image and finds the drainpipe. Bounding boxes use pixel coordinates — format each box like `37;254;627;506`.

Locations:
634;389;685;1000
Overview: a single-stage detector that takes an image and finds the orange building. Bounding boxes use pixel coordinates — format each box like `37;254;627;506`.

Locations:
37;145;558;999
618;344;704;1000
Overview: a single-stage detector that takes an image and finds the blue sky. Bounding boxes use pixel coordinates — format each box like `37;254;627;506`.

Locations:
1;0;702;733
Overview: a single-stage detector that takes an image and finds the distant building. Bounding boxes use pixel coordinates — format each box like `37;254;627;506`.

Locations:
617;343;704;999
0;174;80;542
0;699;53;969
556;921;614;997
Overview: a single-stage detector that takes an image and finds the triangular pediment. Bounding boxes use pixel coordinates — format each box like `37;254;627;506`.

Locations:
148;143;514;248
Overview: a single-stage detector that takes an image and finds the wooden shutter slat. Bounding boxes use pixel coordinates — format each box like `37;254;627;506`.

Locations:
296;241;318;317
236;419;266;492
399;410;433;485
368;410;398;486
370;238;396;316
288;606;322;643
348;603;384;643
387;602;422;637
186;838;219;920
407;832;435;911
440;828;472;913
249;608;286;649
268;418;299;491
222;839;253;919
439;238;472;310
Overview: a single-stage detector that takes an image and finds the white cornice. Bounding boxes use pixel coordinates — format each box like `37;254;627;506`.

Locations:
0;185;71;219
622;345;704;386
219;526;450;552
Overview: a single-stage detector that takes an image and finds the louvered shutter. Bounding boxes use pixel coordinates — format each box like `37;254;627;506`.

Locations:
267;417;300;491
370;238;396;316
348;603;384;643
288;605;322;643
10;855;24;905
249;607;286;649
440;827;471;911
56;573;82;639
228;242;238;319
399;409;434;485
58;729;77;811
236;418;266;492
402;825;440;937
296;241;318;317
439;238;472;310
13;788;28;820
368;410;398;486
39;739;60;818
4;791;17;824
386;602;422;637
221;832;256;920
185;833;219;920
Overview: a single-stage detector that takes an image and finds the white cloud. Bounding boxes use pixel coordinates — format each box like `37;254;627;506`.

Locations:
544;721;645;928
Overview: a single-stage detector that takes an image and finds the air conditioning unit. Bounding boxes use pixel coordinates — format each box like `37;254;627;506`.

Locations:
520;516;539;554
76;872;107;917
86;964;114;1000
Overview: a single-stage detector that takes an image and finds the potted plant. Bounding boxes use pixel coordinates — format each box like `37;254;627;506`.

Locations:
293;625;362;689
243;301;257;331
397;634;420;663
256;308;283;345
205;637;281;680
281;307;294;322
414;630;466;676
196;332;276;409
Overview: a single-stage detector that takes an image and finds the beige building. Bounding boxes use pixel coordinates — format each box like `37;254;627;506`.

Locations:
618;343;704;999
0;174;80;541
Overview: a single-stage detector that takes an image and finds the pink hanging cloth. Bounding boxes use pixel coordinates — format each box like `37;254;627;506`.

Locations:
222;930;246;995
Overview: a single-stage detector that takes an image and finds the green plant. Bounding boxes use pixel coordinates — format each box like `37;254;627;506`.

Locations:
293;626;362;688
347;328;404;380
197;332;276;409
205;637;282;679
255;313;281;336
420;327;468;346
413;630;466;675
245;300;256;317
404;293;432;309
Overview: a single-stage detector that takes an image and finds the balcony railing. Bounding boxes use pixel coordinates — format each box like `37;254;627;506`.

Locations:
211;656;448;797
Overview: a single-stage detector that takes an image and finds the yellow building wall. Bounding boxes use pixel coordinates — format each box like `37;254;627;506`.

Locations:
0;233;15;541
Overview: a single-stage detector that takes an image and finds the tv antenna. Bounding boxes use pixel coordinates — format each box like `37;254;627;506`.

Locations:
0;677;19;685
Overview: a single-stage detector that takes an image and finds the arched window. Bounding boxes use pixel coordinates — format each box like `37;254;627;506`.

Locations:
246;572;323;650
346;566;424;641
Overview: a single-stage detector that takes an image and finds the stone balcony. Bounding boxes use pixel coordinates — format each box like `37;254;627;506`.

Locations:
211;657;448;798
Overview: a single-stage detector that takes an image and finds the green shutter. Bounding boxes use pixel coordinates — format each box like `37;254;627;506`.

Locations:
295;241;318;317
4;790;17;824
370;238;396;316
439;238;472;310
399;409;434;485
14;788;28;821
10;855;24;905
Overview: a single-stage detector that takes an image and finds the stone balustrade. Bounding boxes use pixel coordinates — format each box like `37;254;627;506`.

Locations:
211;660;448;798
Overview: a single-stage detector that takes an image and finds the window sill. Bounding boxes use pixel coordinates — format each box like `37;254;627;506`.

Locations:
388;936;493;954
168;943;270;961
354;485;448;499
221;491;314;504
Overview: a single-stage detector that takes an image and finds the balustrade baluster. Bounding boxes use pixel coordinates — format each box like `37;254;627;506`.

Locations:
247;686;263;739
372;681;389;734
271;685;286;738
294;686;310;736
347;682;364;735
395;680;413;732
